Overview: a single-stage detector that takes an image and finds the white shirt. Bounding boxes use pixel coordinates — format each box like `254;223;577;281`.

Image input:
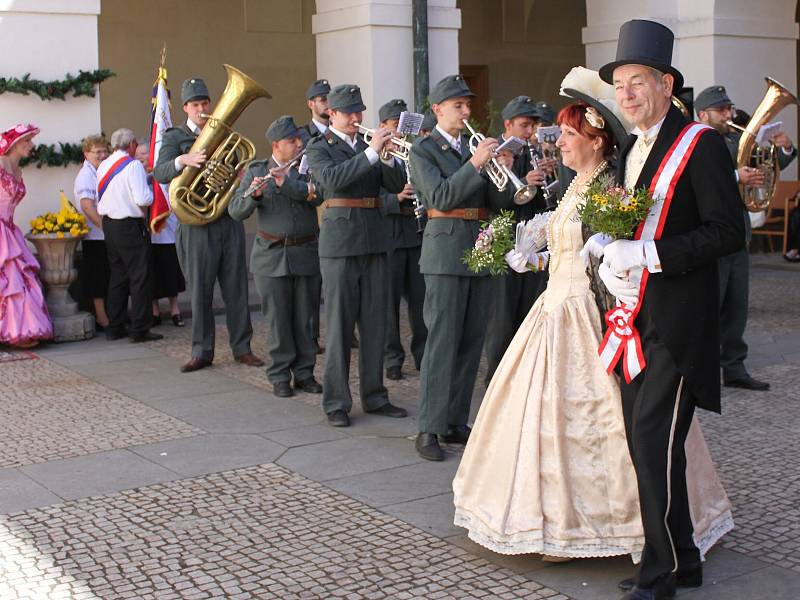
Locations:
436;125;462;154
330;126;380;165
312;118;329;135
173;119;202;172
96;150;153;219
73;160;104;241
626;114;667;274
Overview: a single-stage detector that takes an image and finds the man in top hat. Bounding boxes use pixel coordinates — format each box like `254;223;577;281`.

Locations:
596;19;744;600
228;116;323;398
409;74;514;461
695;84;797;392
154;77;264;373
305;84;408;427
484;95;550;382
301;78;332;144
377;98;428;381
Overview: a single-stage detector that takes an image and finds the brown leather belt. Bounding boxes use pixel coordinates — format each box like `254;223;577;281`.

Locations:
325;197;380;209
399;206;417;217
257;231;317;246
427;208;488;220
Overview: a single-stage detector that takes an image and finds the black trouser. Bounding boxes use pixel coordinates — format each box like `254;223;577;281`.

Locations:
718;248;749;382
788;206;800;251
619;310;700;590
103;216;153;336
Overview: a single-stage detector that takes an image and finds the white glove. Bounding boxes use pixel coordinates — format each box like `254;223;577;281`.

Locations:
579;232;613;266
598;263;639;307
505;250;529;273
603;239;646;277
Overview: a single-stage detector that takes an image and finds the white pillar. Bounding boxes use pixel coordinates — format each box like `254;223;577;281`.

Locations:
583;1;799;174
312;0;461;125
0;0;103;230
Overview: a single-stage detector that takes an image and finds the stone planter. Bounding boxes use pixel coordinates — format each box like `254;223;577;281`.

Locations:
26;234;95;342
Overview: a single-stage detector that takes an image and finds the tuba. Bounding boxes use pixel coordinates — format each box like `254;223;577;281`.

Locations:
727;77;799;212
169;65;271;225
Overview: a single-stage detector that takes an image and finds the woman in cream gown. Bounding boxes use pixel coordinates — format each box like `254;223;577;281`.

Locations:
452;101;733;560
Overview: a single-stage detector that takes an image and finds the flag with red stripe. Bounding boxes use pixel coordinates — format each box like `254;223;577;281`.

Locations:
148;63;173;233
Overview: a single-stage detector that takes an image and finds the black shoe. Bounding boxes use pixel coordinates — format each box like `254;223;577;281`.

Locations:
620;569;702;592
273;381;293;397
295;377;322;394
724;375;770;391
180;357;212;373
415;433;444;461
152;314;162;327
386;366;402;380
171;314;185;327
440;424;471;445
327;409;350;427
365;402;407;418
106;327;128;341
129;331;164;343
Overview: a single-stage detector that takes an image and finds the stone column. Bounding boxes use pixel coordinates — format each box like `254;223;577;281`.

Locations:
312;0;462;125
0;0;103;229
583;1;799;174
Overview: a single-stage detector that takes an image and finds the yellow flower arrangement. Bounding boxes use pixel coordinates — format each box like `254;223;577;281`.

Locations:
29;191;89;237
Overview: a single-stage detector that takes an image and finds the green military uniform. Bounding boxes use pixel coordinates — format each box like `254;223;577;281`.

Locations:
484;97;549;383
228;116;322;388
409;75;514;438
378;99;427;374
305;84;407;417
153;78;255;363
300;78;332;145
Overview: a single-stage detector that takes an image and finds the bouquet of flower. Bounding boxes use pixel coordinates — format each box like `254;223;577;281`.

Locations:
29;191;89;238
463;209;516;276
576;173;654;240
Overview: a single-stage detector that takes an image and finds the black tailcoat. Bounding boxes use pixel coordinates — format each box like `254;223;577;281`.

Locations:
617;105;744;412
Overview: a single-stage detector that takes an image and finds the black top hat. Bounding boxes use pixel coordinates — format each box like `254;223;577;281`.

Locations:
599;19;684;92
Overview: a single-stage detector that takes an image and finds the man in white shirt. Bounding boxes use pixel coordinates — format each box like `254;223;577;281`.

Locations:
96;128;161;343
74;134;110;330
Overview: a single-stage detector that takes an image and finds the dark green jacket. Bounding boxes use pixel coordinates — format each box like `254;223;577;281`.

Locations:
228;158;322;277
306;132;406;258
409;129;514;276
153;124;197;184
381;160;421;249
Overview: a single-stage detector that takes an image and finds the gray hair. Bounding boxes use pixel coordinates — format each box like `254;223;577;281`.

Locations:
109;128;137;150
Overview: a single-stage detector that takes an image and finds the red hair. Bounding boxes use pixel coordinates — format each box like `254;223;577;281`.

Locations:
556;101;613;158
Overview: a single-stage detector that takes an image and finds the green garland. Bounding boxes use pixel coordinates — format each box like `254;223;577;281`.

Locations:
20;143;84;169
0;69;115;100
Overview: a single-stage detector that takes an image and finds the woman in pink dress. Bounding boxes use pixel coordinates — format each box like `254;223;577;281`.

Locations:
0;123;53;348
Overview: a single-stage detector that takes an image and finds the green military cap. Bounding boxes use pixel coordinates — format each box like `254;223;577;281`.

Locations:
379;98;407;123
181;78;210;104
421;109;437;131
501;95;540;121
306;78;331;100
429;74;475;105
695;85;732;114
328;84;366;113
266;115;301;143
535;101;556;125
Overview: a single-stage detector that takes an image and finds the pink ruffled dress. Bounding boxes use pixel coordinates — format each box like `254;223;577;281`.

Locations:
0;168;53;345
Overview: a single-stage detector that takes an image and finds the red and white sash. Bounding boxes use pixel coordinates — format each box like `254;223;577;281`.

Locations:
598;122;712;383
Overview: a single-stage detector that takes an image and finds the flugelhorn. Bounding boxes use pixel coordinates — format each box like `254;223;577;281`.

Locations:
169;65;271;225
462;119;509;192
242;149;306;199
356;124;413;161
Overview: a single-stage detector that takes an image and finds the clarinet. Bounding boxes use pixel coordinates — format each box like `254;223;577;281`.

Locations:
528;143;558;210
404;159;427;234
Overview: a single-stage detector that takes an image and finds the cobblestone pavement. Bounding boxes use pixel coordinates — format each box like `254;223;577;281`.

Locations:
0;464;565;600
0;255;797;599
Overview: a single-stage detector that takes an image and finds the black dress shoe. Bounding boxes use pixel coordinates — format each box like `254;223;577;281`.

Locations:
129;331;163;343
385;366;402;380
365;402;407;418
327;409;350;427
273;381;293;397
440;424;471;445
171;314;185;327
619;569;701;592
106;327;128;341
415;433;444;461
295;377;322;394
180;357;212;373
724;375;770;391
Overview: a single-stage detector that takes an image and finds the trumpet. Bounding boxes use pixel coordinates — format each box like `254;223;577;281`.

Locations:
356;124;413;161
528;142;559;210
242;149;306;199
462;119;509;192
